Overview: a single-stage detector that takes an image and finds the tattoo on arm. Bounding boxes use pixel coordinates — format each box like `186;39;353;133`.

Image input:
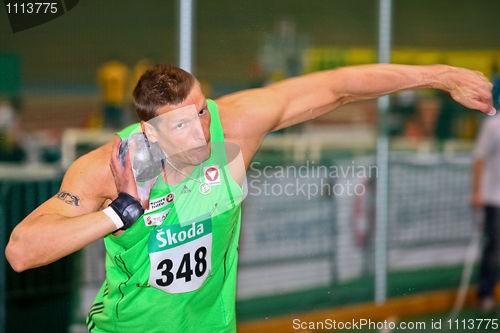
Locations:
56;191;81;206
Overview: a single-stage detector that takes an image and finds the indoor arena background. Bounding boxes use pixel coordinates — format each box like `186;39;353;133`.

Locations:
1;1;500;332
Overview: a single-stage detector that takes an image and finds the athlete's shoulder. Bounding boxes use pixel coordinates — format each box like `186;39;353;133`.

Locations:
216;87;281;136
213;89;259;137
117;123;141;139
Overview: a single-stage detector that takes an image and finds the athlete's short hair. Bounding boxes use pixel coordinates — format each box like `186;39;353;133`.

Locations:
133;64;196;121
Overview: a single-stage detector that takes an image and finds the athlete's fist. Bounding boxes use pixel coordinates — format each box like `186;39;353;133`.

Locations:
110;135;161;210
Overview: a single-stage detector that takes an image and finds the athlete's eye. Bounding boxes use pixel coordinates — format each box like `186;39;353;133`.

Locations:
176;122;184;129
199;107;207;116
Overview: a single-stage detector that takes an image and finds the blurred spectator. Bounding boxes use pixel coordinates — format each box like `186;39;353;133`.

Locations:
124;58;152;124
471;112;500;312
97;60;129;129
0;99;15;134
198;79;213;99
247;60;265;88
0;98;24;161
403;95;441;144
434;91;457;143
417;96;441;137
259;18;309;85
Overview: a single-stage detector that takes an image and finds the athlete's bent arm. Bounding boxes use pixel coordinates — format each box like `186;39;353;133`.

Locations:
218;64;494;144
5;142;119;272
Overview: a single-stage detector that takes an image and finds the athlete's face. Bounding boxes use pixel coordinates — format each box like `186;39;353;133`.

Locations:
143;83;211;166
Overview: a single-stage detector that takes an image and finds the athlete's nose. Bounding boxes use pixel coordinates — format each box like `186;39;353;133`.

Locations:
191;122;206;145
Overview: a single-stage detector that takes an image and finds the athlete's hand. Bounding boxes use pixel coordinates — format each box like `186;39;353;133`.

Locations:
110;136;158;210
437;65;496;116
110;136;141;203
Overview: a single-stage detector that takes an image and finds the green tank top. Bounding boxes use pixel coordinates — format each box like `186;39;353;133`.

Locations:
87;99;243;333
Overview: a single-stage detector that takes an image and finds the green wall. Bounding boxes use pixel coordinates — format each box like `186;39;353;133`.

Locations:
1;0;500;86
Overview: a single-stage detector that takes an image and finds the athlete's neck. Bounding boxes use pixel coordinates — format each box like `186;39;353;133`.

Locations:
161;162;199;186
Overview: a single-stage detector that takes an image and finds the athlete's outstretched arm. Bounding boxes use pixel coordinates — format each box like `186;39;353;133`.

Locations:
5;138;136;272
218;64;494;141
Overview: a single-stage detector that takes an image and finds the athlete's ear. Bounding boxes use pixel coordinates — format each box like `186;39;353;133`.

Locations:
141;121;158;143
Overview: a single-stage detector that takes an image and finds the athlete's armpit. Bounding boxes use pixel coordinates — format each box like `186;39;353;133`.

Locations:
56;191;81;206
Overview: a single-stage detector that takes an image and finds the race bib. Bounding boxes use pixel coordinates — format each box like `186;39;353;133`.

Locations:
148;219;212;293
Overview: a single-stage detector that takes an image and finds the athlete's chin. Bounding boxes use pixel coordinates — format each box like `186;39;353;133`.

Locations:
185;146;210;165
194;149;210;164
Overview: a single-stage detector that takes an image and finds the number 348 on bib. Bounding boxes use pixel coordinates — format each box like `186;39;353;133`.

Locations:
147;219;212;294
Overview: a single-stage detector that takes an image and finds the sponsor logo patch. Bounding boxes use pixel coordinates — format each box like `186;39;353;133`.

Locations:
144;208;172;226
146;193;175;213
203;166;221;186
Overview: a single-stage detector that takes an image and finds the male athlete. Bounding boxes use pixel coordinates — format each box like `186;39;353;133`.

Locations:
6;63;495;332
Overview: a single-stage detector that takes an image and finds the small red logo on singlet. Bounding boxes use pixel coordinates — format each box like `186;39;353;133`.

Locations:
204;166;221;186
